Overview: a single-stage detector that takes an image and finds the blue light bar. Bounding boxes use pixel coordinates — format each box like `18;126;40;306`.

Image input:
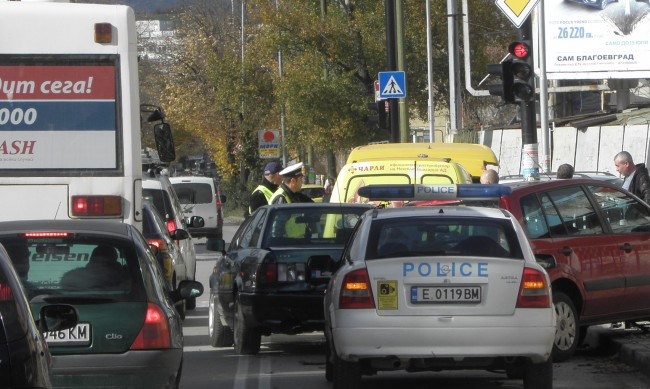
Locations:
357;184;510;201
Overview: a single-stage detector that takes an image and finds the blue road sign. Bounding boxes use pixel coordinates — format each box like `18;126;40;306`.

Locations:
378;71;406;99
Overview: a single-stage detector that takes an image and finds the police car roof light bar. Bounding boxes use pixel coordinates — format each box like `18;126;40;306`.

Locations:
357;184;511;201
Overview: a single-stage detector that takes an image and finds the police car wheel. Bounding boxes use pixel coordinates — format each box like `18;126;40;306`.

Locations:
324;341;333;382
522;358;552;389
552;292;579;362
332;352;360;389
233;300;261;355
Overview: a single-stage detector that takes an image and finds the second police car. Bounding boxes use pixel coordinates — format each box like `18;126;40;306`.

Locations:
324;184;555;389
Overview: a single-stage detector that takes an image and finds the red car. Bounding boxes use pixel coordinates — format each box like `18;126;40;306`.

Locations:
496;178;650;361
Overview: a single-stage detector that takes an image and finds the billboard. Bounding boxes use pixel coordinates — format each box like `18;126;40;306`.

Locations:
544;0;650;80
258;129;280;159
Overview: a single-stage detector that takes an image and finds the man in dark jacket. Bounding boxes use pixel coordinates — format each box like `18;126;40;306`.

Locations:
248;161;283;216
270;162;314;204
614;151;650;204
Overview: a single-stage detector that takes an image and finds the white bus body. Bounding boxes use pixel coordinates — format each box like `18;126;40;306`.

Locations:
0;2;144;228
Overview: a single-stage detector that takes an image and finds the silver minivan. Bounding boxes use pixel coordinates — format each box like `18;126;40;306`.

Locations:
169;176;226;239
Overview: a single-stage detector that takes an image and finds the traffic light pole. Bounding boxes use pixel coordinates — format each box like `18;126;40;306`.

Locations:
385;0;399;143
519;18;539;180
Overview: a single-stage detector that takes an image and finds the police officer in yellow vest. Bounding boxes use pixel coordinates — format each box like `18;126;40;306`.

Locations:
248;161;283;216
270;162;314;204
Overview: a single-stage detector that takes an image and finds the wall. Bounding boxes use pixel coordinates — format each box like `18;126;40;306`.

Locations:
480;124;650;177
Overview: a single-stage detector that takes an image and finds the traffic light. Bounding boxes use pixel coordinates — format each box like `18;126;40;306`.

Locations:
508;40;535;102
367;101;389;131
486;61;514;104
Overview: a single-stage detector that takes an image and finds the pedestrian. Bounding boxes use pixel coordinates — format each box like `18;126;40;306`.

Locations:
323;177;335;202
479;169;499;184
556;164;574;179
248;161;283;216
614;151;650;204
270;162;314;204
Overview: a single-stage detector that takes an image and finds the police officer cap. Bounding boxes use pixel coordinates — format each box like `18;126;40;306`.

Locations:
263;161;283;175
279;162;304;178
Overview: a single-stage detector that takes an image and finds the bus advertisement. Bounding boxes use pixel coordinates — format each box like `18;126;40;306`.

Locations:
0;1;173;229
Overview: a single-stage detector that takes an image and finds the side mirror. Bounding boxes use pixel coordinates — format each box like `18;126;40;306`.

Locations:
206;238;226;252
171;280;204;303
189;216;205;228
38;304;79;333
154;123;175;162
171;228;190;241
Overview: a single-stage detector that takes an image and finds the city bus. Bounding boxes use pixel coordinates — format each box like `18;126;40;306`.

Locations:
0;1;173;230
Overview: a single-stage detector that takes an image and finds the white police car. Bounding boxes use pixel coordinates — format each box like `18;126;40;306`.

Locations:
324;184;555;389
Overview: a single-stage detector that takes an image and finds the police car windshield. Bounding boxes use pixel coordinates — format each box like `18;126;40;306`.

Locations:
366;217;524;260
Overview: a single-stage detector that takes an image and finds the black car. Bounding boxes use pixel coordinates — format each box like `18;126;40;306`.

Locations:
0;243;78;389
207;203;373;355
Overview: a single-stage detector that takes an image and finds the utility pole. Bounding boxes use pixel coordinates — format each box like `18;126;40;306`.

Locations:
518;18;538;180
385;0;399;143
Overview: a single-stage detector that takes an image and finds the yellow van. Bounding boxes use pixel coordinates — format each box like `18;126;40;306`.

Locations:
330;159;473;206
345;143;498;182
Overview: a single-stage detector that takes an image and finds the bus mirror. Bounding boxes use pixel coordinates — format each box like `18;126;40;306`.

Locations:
154;123;176;162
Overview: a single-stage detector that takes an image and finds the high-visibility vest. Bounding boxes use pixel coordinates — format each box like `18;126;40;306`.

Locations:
270;187;292;204
249;185;275;214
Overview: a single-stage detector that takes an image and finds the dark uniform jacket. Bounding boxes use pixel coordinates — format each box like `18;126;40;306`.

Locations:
270;184;314;204
629;163;650;205
248;179;279;216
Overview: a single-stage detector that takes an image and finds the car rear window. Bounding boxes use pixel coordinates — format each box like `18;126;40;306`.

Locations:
143;188;175;220
172;183;213;204
365;216;524;260
0;236;146;303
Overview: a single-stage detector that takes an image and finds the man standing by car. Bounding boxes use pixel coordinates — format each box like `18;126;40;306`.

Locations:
614;151;650;204
270;162;314;204
248;161;283;216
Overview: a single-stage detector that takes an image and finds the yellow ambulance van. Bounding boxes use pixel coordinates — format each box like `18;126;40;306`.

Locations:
345;143;498;182
330;159;473;206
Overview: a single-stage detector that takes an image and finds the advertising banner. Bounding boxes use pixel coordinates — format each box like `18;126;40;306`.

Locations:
258;130;280;159
544;0;650;79
0;64;118;169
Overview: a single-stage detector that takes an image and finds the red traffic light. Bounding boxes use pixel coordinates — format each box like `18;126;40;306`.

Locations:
508;41;530;60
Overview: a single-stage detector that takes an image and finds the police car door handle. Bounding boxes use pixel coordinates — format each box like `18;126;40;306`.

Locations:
619;243;633;253
558;247;572;256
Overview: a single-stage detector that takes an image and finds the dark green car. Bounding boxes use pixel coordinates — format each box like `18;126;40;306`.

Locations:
0;220;203;389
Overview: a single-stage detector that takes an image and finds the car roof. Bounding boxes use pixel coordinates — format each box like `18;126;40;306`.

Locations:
169;176;216;184
501;177;623;192
260;203;373;211
499;171;622;184
0;220;132;237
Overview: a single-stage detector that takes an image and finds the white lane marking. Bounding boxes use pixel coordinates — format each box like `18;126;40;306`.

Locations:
234;355;249;389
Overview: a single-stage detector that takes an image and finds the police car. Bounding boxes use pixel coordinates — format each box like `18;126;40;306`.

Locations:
323;184;555;389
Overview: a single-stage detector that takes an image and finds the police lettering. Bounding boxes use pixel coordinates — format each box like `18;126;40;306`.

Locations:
403;261;488;277
416;185;455;194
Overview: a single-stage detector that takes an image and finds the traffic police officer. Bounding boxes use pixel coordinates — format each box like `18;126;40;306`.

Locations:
270;162;314;204
248;161;283;216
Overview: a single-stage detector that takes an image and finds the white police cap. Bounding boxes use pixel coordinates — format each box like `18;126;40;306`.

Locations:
279;162;304;178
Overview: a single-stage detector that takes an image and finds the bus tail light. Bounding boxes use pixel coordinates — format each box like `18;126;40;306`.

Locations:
71;196;122;217
130;303;171;350
517;268;551;308
339;269;375;309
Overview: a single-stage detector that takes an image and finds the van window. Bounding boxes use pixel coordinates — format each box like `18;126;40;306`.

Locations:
172;183;213;204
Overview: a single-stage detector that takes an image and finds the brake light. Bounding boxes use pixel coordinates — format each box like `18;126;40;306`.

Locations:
22;232;70;238
71;196;122;217
339;268;375;309
166;220;177;235
258;263;278;283
0;283;13;301
130;303;170;349
94;22;112;43
516;268;551;308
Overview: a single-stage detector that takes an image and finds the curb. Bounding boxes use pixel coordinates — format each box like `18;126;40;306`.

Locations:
594;325;650;378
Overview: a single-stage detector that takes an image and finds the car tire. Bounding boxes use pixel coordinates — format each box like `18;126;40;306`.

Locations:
233;300;261;355
209;293;233;347
523;357;552;389
553;292;579;362
333;352;361;389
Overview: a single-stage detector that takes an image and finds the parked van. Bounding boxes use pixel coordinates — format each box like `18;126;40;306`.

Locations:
169;176;227;239
345;143;499;182
330;159;473;206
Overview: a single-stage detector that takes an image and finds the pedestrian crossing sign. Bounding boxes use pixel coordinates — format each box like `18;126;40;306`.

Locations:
378;71;406;99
